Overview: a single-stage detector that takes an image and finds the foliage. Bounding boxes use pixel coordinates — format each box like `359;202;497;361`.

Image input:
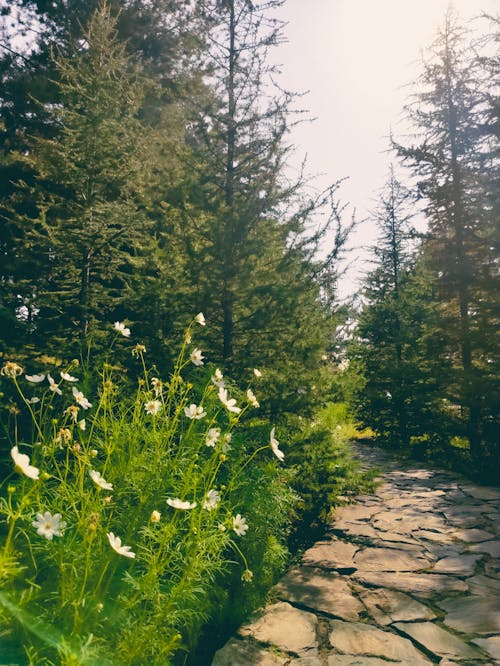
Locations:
0;317;293;665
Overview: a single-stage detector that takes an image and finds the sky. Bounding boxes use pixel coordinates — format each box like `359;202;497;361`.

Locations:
271;0;497;299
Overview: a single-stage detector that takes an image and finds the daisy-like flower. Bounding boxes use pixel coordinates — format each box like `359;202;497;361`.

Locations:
202;489;221;511
150;510;161;523
89;470;113;491
32;511;66;540
11;446;39;480
131;343;146;358
218;387;241;414
145;400;162;415
47;374;62;395
253;368;262;378
1;362;23;378
221;433;232;453
241;569;254;582
184;403;206;420
270;427;284;462
195;312;206;326
64;405;79;422
246;389;259;408
166;498;197;510
55;428;71;445
78;419;86;431
205;427;221;447
28;397;40;404
25;373;45;383
113;321;131;337
72;386;92;410
60;371;78;382
232;514;248;537
211;368;225;388
151;377;163;397
190;348;204;366
107;532;135;559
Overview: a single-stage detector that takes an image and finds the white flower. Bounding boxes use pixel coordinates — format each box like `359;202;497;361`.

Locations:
1;362;23;378
107;532;135;559
241;569;253;582
270;427;284;462
47;374;62;395
218;387;241;414
184;403;206;420
150;510;161;523
202;489;221;511
32;511;66;540
78;419;86;431
195;312;206;326
89;469;113;491
190;348;205;366
246;389;259;408
151;377;163;397
60;371;78;382
25;374;45;383
28;397;40;404
211;368;225;388
166;498;197;510
11;446;39;480
113;321;131;337
206;427;221;447
218;523;227;532
221;433;232;453
253;368;262;378
232;514;248;537
145;400;162;415
72;386;92;410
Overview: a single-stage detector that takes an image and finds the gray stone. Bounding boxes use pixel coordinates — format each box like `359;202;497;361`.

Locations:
393;622;482;660
328;620;431;664
453;528;496;543
460;485;500;501
333;520;380;539
354;547;428;572
431;553;482;575
472;636;500;662
438;595;500;634
485;558;500;579
327;658;405;666
470;540;500;558
360;588;437;625
335;505;380;521
302;539;358;570
353;571;468;598
274;568;363;620
288;659;321;666
239;602;317;654
212;638;287;665
468;574;500;597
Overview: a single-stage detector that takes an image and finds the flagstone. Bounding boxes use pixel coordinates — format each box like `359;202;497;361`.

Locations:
274;568;363;620
325;658;407;666
354;547;428;572
238;602;317;654
353;571;468;598
302;540;358;569
393;622;482;660
472;636;500;662
438;595;500;634
328;620;431;664
470;540;500;558
431;553;482;575
359;588;437;625
468;574;500;597
460;485;500;501
452;528;496;543
212;638;288;665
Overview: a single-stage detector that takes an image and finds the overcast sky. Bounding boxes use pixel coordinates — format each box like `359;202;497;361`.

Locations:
271;0;497;298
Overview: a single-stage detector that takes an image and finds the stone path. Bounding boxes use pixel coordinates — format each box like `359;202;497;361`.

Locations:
212;444;500;665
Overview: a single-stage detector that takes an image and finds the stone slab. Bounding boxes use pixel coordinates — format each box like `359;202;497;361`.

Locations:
354;547;428;572
460;485;500;501
431;553;482;575
302;540;358;570
328;620;431;664
453;528;496;543
326;658;406;666
238;602;317;655
472;636;500;662
468;574;500;598
438;595;500;634
353;571;468;598
393;621;481;660
359;588;437;625
212;638;287;665
274;568;363;620
470;540;500;558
